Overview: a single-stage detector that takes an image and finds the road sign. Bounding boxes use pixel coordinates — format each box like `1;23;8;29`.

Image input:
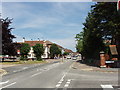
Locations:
105;61;114;63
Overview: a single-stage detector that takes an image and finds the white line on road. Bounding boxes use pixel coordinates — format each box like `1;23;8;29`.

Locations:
64;84;69;87
22;67;28;70
1;82;16;88
58;81;62;84
0;80;9;85
64;79;71;88
56;84;61;88
101;85;113;88
31;72;42;77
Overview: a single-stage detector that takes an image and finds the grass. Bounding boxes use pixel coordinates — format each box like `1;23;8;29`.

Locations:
0;60;47;65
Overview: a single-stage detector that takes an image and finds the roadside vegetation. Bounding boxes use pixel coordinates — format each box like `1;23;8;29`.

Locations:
75;2;120;63
33;44;44;61
20;43;30;60
50;44;61;59
1;60;46;65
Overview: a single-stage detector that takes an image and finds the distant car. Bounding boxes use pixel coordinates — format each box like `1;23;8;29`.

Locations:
66;55;71;59
72;56;77;60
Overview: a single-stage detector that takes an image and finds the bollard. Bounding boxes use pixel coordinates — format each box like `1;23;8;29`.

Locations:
100;51;106;68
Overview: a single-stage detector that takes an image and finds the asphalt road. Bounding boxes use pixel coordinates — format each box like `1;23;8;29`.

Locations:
0;59;119;90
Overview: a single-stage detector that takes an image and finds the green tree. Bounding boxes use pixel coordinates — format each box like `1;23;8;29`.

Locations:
63;52;69;56
20;43;30;60
75;32;83;53
76;2;120;59
1;17;16;56
50;44;61;59
33;44;44;61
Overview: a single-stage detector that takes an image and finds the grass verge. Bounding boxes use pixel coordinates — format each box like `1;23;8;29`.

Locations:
0;60;47;65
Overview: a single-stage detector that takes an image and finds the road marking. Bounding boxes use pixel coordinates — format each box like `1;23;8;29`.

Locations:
1;82;16;88
64;84;69;87
66;82;70;84
56;84;61;88
0;80;9;85
58;81;62;84
64;79;71;88
31;72;41;77
22;67;28;70
101;85;113;88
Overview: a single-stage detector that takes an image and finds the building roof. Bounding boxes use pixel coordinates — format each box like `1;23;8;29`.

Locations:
17;40;63;48
45;40;53;45
64;49;73;53
17;41;44;47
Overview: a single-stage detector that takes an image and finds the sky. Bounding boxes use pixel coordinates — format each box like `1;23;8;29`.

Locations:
2;2;94;52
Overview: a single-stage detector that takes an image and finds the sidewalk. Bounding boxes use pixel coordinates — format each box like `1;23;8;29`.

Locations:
72;61;118;73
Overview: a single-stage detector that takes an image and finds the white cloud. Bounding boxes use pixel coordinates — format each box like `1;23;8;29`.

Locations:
18;16;61;29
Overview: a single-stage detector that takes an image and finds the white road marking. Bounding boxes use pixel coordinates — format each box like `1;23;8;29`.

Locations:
101;85;113;88
60;79;64;82
64;79;71;88
66;82;70;84
56;84;61;88
64;84;69;87
0;80;9;85
67;79;71;82
22;67;28;70
58;81;62;84
31;72;41;77
1;82;16;88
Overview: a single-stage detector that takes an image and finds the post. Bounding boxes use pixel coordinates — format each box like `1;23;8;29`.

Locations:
100;51;106;68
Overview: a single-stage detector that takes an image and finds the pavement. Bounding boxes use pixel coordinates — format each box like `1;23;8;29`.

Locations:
72;60;118;73
0;59;119;90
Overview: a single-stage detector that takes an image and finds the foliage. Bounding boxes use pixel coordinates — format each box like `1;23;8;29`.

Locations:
75;32;83;53
1;17;16;56
20;43;30;60
33;44;44;61
50;44;61;59
63;52;69;56
76;2;120;59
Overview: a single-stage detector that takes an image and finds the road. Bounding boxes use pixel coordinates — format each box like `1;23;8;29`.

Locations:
0;59;119;90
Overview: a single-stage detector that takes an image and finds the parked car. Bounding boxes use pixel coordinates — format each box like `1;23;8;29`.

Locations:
72;56;77;60
66;55;71;59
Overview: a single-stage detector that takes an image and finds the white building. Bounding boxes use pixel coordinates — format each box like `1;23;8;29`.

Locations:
18;40;64;59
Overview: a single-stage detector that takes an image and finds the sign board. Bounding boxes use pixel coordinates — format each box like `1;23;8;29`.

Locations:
109;45;118;55
105;61;114;63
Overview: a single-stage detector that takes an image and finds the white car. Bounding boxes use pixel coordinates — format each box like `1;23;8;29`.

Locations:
66;55;71;59
72;56;77;60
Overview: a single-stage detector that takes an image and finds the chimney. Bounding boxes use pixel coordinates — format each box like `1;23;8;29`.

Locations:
38;38;40;41
23;37;25;43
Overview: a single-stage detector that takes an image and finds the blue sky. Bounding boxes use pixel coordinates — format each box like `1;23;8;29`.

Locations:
2;2;94;51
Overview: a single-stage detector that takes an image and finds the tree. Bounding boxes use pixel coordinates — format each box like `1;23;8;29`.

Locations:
20;43;30;60
76;2;120;59
63;52;69;56
75;32;83;53
33;44;44;61
1;17;16;56
50;44;61;59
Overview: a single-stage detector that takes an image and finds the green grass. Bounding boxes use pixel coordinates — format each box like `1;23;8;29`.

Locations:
0;60;47;65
